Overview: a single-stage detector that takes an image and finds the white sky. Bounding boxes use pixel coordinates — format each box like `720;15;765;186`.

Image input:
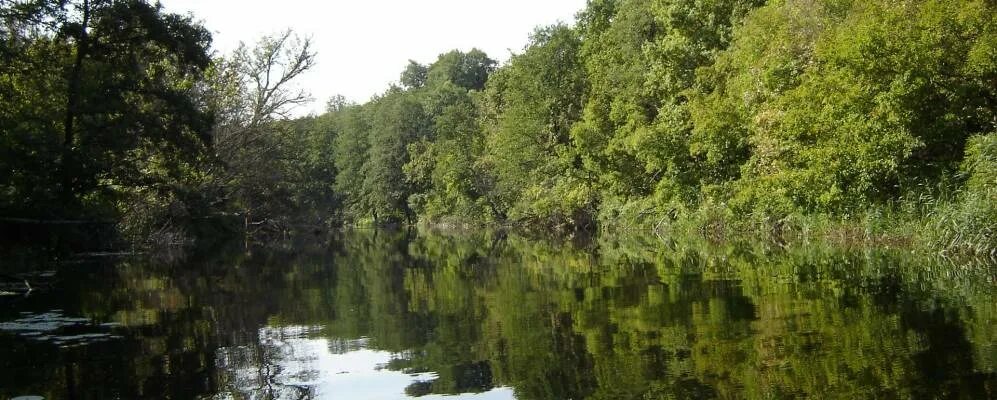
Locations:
159;0;588;116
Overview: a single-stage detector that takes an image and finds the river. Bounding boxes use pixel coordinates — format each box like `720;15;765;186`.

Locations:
1;230;994;399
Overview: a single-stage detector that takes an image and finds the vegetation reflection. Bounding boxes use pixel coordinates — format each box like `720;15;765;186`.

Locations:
1;231;993;399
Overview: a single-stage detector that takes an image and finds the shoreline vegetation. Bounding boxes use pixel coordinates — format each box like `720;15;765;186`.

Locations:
1;0;994;261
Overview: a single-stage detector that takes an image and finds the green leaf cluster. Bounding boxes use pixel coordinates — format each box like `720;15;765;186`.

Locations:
327;0;995;238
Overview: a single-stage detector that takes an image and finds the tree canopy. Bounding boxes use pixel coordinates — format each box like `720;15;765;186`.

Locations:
2;0;994;251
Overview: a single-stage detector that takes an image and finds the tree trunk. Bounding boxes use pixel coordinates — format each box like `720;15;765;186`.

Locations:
61;0;90;202
64;0;89;149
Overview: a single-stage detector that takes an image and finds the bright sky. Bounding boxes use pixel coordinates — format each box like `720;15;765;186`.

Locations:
160;0;588;116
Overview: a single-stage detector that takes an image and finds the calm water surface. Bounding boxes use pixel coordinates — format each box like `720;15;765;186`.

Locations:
1;230;995;399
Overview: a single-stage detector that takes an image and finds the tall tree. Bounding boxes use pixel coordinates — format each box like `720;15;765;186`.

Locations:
331;104;372;221
480;25;591;227
0;0;213;218
364;90;430;224
204;30;317;228
404;50;498;222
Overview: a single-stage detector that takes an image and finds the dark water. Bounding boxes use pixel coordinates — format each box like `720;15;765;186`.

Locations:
1;230;995;399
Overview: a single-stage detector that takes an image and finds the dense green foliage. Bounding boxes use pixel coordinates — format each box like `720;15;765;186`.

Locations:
2;0;994;254
1;1;335;244
324;0;995;255
330;50;497;225
1;0;214;218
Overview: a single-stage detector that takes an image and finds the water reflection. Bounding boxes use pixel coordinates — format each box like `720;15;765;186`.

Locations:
211;326;513;400
0;230;994;399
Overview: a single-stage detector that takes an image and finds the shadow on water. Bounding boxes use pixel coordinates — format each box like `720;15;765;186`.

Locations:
0;229;994;399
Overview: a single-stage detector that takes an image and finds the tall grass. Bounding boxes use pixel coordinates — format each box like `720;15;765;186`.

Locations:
610;151;996;264
921;135;997;259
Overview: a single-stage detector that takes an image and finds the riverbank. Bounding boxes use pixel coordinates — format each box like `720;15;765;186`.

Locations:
405;195;996;266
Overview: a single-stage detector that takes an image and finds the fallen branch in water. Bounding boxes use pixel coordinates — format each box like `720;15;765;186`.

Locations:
0;273;33;294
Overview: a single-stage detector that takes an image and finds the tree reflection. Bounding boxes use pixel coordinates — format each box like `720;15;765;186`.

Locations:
214;327;320;400
0;231;994;399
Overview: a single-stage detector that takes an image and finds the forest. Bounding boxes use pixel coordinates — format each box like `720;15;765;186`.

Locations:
1;0;995;256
